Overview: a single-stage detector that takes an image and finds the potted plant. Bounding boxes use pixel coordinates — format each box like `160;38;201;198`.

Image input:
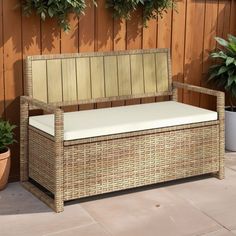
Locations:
208;34;236;151
0;119;16;190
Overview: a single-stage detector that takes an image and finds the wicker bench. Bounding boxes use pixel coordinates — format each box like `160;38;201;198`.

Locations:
20;49;225;213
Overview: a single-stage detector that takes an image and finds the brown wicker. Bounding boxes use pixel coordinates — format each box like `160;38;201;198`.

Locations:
20;49;225;213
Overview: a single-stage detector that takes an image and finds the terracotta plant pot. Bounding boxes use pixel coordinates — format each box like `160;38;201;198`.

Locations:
0;148;11;190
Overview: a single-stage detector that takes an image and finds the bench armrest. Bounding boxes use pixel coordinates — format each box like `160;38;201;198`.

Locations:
21;96;59;113
173;82;225;120
20;96;64;141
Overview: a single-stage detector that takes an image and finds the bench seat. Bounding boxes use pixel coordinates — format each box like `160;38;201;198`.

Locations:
29;101;217;141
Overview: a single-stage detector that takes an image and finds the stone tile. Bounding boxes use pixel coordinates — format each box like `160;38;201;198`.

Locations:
45;223;111;236
81;188;220;236
167;168;236;230
231;230;236;235
202;229;235;236
0;183;94;236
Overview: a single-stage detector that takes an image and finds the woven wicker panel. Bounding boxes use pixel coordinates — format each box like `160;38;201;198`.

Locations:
63;125;219;201
29;128;56;194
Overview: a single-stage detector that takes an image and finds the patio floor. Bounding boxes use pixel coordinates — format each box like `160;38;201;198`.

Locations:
1;152;236;236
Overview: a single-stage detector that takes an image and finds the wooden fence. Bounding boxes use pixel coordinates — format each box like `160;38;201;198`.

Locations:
0;0;235;181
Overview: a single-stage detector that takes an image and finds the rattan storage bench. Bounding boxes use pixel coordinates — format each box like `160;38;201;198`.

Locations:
20;49;225;213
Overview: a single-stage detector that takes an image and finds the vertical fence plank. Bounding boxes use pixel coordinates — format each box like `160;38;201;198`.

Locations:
217;0;231;39
41;19;61;54
61;14;79;53
95;0;113;108
183;0;205;106
230;0;236;35
0;0;4;117
157;10;172;48
157;9;172;102
126;10;142;105
3;0;23;181
113;18;126;107
171;0;186;102
60;14;79;111
79;0;95;110
200;0;218;110
22;13;41;116
142;18;157;103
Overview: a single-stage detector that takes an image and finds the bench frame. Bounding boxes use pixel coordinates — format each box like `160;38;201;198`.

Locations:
20;49;225;213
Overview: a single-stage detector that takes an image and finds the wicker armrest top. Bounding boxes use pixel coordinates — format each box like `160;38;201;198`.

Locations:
21;96;61;113
173;81;224;98
173;82;225;120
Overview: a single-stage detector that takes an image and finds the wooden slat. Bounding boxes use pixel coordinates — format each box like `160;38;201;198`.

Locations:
142;19;157;103
32;61;48;102
104;56;118;97
76;57;91;100
130;54;144;94
143;54;156;93
127;10;142;50
217;1;231;39
78;0;95;110
95;0;113;108
183;0;205;106
171;0;186;102
41;18;60;54
117;55;131;96
90;57;105;99
47;59;62;103
157;10;172;48
61;14;78;53
200;0;218;110
3;0;23;181
230;0;236;35
143;19;157;49
155;53;168;92
62;59;77;101
113;18;126;107
126;10;142;105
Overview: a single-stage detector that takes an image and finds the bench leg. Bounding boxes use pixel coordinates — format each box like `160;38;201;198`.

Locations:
55;192;64;213
213;168;225;180
21;181;64;212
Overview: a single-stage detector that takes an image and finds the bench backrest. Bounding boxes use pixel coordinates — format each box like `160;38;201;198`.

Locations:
25;49;172;104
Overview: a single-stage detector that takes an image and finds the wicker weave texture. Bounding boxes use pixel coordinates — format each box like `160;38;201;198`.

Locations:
28;124;219;201
29;128;56;194
63;124;219;200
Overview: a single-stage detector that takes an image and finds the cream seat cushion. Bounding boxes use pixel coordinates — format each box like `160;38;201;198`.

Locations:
29;101;218;141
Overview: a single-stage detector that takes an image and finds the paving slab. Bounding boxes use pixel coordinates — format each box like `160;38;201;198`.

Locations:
81;188;221;236
167;168;236;231
1;153;236;236
44;223;111;236
202;228;235;236
0;184;94;236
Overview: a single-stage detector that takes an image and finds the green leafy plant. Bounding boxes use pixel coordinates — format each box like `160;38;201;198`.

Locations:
22;0;97;32
106;0;175;25
208;35;236;110
0;120;16;154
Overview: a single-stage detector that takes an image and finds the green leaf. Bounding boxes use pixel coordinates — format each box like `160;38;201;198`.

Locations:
227;75;236;87
226;57;235;66
217;66;228;75
215;37;229;47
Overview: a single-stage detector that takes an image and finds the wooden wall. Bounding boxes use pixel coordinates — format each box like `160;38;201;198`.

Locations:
0;0;235;181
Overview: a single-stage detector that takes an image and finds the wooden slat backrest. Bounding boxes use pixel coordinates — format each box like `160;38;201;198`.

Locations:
25;49;172;104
